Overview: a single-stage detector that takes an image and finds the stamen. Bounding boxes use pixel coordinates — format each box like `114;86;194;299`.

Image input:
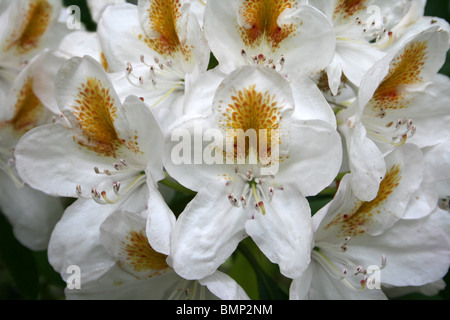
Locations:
251;182;266;215
228;193;239;207
94;173;147;205
76;184;82;197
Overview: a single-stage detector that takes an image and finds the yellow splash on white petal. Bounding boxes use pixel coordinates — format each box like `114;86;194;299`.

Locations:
72;77;141;158
4;0;54;55
138;0;192;60
333;0;368;20
120;229;170;278
238;0;300;51
325;164;402;237
371;40;429;111
8;76;46;134
217;84;282;163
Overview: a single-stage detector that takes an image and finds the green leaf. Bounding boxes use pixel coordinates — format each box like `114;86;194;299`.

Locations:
0;213;39;300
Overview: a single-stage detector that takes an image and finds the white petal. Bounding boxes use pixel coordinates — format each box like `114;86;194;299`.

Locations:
0;170;63;251
15;123;119;198
290;74;337;128
403;74;450;148
289;263;314;300
100;208;171;280
97;3;150;71
275;119;342;196
171;181;249;280
346;208;450;287
245;186;313;279
199;271;250;300
423;139;450;199
339;121;386;202
336;40;386;88
48;184;149;283
316;144;425;239
307;261;387;300
145;180;176;256
66;265;180;300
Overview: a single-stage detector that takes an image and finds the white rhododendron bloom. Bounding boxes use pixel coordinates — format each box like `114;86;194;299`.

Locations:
0;0;68;84
15;56;176;256
204;0;335;78
290;145;450;299
0;0;448;301
337;25;450;201
0;52;64;251
163;66;342;280
60;209;249;300
309;0;424;94
97;0;210;130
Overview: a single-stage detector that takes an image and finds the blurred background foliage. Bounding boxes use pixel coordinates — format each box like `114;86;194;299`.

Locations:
0;0;449;300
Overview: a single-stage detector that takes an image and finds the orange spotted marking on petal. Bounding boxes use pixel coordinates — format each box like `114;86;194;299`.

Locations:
238;0;299;50
333;0;367;20
325;164;402;237
217;84;282;162
72;77;122;158
120;230;170;277
138;0;192;59
8;76;47;134
4;0;53;54
371;41;428;110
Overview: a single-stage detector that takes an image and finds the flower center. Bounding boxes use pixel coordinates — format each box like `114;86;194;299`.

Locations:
217;84;282;165
77;158;147;205
227;167;278;216
125;56;185;108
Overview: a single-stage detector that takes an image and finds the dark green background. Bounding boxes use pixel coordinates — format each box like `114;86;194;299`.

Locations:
0;0;449;300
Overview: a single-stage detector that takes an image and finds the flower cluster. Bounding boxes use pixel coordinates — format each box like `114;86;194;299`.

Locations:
1;0;449;300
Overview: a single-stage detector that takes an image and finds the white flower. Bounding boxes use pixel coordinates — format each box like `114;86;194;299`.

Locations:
0;0;69;83
204;0;335;78
14;56;177;253
163;65;342;280
290;144;450;299
97;0;210;130
0;51;64;251
47;193;249;300
336;26;450;201
309;0;428;95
